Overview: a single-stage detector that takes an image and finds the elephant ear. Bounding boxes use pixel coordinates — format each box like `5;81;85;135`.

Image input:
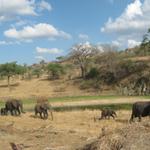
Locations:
40;103;47;109
12;100;18;108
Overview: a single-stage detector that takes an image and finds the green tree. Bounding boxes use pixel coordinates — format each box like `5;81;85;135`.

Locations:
86;68;99;79
0;62;25;88
16;64;27;79
32;67;42;78
46;63;64;79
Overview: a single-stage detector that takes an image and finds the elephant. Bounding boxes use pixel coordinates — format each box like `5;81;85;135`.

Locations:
34;103;53;120
5;99;25;116
100;108;117;119
0;107;7;115
94;108;117;122
130;101;150;122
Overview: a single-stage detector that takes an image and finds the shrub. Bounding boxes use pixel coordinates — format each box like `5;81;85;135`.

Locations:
86;68;99;79
100;71;116;85
47;63;65;80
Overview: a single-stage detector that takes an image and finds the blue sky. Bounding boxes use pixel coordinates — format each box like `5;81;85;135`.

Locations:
0;0;149;64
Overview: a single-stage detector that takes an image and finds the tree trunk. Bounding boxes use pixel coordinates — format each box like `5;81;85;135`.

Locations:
81;66;85;79
7;76;11;91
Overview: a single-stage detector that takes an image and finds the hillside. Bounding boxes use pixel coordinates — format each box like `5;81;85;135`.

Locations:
0;78;84;99
0;55;150;99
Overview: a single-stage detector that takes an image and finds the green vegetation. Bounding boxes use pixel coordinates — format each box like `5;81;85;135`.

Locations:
0;62;26;88
47;63;65;79
53;103;132;112
31;67;43;78
48;95;121;102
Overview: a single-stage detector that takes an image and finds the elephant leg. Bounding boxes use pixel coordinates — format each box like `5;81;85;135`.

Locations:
40;112;43;119
35;111;37;116
43;112;46;119
129;113;134;123
43;112;47;119
10;110;14;116
14;110;17;116
5;109;8;115
138;115;142;122
43;110;47;119
17;108;21;115
46;110;48;119
111;114;115;119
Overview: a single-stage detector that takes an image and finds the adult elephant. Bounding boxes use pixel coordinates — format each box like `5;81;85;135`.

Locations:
130;101;150;122
5;99;25;116
35;103;53;120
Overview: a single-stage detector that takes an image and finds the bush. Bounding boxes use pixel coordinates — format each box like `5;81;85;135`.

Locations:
86;68;99;79
47;63;65;80
100;71;116;85
116;60;148;80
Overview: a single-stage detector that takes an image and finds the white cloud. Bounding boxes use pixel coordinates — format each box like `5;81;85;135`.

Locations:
0;40;20;45
101;0;144;33
38;0;52;12
96;45;104;52
0;40;8;45
4;23;71;40
36;47;62;54
101;0;150;48
35;56;46;61
0;0;52;22
78;34;89;40
127;39;141;48
13;20;28;27
0;0;36;22
112;40;121;47
125;0;142;19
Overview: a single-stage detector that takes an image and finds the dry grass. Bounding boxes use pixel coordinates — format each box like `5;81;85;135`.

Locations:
0;110;131;150
0;77;149;150
0;78;90;99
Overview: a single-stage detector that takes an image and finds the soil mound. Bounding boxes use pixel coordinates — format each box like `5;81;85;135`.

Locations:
77;121;150;150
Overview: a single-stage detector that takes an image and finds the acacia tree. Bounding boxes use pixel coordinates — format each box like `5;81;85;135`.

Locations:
17;64;27;79
46;63;65;80
69;42;98;78
32;67;43;78
0;62;25;88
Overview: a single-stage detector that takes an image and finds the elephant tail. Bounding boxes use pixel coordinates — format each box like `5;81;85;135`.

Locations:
50;111;53;120
49;104;53;120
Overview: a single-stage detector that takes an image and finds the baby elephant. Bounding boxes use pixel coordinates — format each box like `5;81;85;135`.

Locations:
100;108;117;119
1;107;7;115
34;103;53;120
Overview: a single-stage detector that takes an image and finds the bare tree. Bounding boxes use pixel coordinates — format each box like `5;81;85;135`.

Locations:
69;42;98;78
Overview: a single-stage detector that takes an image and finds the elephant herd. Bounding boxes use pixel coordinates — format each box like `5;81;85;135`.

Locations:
0;98;150;122
0;99;53;120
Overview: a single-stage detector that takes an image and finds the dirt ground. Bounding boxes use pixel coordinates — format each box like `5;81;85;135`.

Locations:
0;110;132;150
0;78;150;150
0;78;89;99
